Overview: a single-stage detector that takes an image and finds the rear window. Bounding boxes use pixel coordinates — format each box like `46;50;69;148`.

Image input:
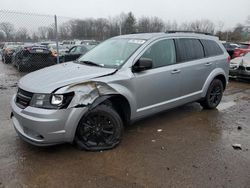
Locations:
201;39;223;57
175;38;204;62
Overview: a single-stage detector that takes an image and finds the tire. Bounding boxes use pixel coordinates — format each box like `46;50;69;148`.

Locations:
200;79;223;109
75;104;124;151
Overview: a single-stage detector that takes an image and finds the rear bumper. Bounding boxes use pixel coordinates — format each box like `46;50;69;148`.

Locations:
18;59;56;71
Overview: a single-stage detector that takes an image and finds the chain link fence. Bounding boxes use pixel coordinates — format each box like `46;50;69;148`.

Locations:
0;10;101;72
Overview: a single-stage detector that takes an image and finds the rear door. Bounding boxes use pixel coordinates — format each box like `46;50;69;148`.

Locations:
200;39;226;75
175;38;214;97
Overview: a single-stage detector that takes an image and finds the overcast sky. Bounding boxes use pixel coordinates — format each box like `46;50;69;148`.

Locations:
1;0;250;30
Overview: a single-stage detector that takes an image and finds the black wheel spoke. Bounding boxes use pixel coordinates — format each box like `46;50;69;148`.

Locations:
209;85;222;105
102;130;114;135
78;111;117;149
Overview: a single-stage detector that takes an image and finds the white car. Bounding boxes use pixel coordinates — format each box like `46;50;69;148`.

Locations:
229;52;250;79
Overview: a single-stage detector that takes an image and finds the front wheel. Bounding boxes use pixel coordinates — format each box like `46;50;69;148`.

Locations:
200;79;224;109
75;104;124;151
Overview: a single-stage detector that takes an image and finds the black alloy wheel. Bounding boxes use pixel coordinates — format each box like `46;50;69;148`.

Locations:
200;79;224;109
75;104;123;151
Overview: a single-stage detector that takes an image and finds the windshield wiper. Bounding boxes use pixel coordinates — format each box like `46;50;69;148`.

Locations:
79;60;104;67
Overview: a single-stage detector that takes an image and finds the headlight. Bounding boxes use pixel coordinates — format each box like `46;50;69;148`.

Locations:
30;93;74;109
51;95;64;106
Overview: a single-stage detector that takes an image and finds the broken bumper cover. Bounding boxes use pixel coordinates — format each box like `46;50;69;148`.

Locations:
11;96;88;146
229;68;250;79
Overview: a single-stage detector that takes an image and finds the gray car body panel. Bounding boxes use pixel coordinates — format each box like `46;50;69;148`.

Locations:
11;32;229;146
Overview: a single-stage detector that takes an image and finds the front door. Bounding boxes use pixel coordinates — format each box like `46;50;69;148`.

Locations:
133;39;181;117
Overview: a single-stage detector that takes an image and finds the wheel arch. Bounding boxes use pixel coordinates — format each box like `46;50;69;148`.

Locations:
89;94;131;125
201;68;228;98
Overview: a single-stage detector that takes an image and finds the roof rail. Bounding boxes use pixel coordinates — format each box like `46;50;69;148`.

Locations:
165;30;214;36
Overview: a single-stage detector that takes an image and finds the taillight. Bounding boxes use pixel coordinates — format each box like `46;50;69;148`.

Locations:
227;56;231;64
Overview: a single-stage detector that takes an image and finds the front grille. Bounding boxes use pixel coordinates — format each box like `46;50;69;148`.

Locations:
246;67;250;71
16;88;33;109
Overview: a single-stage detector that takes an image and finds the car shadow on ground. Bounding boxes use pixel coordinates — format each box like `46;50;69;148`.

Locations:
16;102;220;155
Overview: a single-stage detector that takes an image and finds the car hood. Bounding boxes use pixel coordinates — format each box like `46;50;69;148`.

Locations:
18;62;116;93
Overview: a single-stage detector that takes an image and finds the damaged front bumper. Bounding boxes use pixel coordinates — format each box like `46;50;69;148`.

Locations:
229;66;250;79
11;81;119;146
11;95;88;146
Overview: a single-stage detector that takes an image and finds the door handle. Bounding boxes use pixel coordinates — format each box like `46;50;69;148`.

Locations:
171;69;181;74
205;62;212;66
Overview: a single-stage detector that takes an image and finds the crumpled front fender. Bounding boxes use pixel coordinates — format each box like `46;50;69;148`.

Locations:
55;81;119;108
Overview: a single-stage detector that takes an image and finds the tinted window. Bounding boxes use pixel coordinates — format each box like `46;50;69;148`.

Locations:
201;39;223;57
141;39;176;68
69;46;76;53
175;38;204;62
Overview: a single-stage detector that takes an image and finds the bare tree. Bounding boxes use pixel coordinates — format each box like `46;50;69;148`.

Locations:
0;22;15;41
0;30;6;41
188;19;215;34
150;17;164;32
164;20;178;31
138;16;164;33
15;27;28;41
59;22;71;40
138;17;151;33
38;26;48;39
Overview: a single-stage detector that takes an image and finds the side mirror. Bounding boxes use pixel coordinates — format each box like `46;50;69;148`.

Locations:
132;58;153;72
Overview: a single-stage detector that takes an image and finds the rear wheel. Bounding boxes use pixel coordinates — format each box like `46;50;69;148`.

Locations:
200;79;223;109
75;104;123;151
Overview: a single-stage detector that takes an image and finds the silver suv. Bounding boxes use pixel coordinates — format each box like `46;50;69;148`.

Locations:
11;32;229;151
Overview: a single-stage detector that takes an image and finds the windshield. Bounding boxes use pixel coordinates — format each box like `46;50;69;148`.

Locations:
78;38;146;68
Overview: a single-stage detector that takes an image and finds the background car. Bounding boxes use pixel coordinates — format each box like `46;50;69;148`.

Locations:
48;44;68;55
61;40;81;49
12;44;48;66
2;45;19;64
12;45;56;72
229;52;250;79
62;44;90;62
222;42;239;58
232;42;250;58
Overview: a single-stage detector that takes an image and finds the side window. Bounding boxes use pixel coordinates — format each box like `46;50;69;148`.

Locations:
69;46;76;53
141;39;176;68
175;38;204;62
201;39;223;57
80;46;87;53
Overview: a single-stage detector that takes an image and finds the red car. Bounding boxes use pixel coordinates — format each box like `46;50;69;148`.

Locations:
232;42;250;58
